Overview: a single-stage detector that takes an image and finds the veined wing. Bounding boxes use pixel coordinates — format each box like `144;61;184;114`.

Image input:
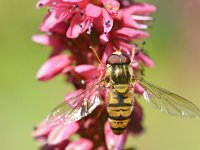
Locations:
136;79;200;117
47;79;105;126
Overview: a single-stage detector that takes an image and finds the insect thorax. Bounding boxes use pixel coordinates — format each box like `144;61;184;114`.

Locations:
106;63;132;92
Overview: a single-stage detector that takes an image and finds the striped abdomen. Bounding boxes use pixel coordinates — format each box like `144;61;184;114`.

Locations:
107;89;134;135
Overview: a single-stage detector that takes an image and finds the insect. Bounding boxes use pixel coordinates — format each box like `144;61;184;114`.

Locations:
47;49;200;135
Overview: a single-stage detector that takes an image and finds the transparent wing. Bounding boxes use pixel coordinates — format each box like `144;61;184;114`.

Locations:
47;80;105;126
136;79;200;117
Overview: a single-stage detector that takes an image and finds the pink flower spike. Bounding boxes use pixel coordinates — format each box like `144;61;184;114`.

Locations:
138;52;155;68
37;55;73;81
101;0;120;16
86;4;101;18
65;138;93;150
33;0;157;148
104;121;128;150
74;64;99;79
47;123;79;145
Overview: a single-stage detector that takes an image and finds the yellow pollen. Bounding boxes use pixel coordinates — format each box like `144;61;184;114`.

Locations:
104;4;111;11
114;6;119;12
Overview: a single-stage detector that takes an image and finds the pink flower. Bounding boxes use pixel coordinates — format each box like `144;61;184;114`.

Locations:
33;121;81;149
33;0;156;149
101;0;120;16
32;34;67;57
116;3;156;29
65;138;93;150
104;121;128;150
37;54;74;81
47;123;79;145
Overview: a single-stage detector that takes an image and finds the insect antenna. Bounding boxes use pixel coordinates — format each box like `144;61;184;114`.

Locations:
89;46;102;65
89;46;106;82
113;46;122;52
130;46;136;63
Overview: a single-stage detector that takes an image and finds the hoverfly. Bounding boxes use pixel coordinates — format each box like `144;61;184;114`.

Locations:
47;48;200;135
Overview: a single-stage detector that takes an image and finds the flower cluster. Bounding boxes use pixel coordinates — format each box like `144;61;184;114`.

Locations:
33;0;156;149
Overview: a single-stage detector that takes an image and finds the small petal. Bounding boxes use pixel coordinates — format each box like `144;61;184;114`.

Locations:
32;120;54;140
99;33;109;44
66;14;91;38
65;138;93;150
36;0;73;8
133;3;156;14
32;34;52;46
48;22;68;34
62;66;74;74
63;0;83;2
123;14;142;29
101;42;113;64
117;41;134;54
134;83;144;95
74;65;99;79
132;15;153;21
104;121;128;150
118;3;156;29
40;7;71;32
138;52;155;68
36;0;52;8
32;34;65;50
131;61;139;69
86;4;101;18
37;55;73;81
101;9;113;34
48;123;79;145
32;34;67;57
113;27;149;40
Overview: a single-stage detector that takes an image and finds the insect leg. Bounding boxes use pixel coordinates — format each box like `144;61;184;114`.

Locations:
89;46;102;65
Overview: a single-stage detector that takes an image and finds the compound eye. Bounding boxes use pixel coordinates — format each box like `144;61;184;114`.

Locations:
106;54;120;64
121;54;131;64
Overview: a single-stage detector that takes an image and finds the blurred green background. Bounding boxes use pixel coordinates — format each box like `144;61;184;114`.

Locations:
0;0;200;149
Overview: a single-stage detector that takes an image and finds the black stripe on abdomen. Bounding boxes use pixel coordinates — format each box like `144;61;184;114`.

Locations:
111;127;126;132
108;103;132;107
108;115;131;120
